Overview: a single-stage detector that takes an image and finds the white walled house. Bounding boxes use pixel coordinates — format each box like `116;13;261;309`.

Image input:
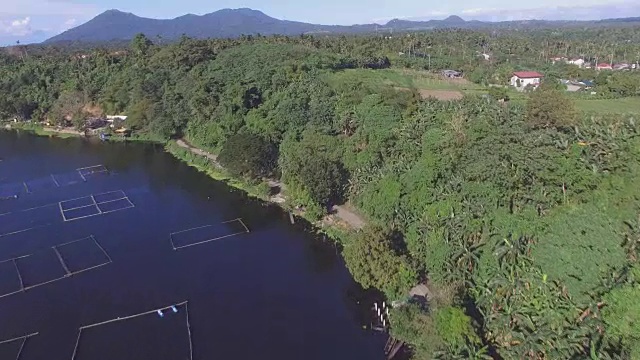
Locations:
510;71;544;90
568;58;585;67
106;115;128;122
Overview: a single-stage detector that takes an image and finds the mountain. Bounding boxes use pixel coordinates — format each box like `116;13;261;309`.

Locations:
45;8;640;44
45;8;353;43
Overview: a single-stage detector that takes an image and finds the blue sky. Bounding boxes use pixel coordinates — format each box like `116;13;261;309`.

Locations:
1;0;638;44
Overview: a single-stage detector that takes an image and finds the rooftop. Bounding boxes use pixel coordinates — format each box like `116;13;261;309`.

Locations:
513;71;543;78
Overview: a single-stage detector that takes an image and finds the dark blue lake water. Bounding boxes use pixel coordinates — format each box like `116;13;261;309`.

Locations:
0;130;385;360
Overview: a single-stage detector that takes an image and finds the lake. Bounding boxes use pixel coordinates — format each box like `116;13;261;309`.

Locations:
0;130;385;360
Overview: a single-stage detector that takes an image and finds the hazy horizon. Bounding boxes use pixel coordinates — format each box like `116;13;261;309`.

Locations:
1;0;639;45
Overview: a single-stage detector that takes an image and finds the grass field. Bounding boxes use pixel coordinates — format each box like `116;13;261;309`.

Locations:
574;97;640;114
325;68;485;93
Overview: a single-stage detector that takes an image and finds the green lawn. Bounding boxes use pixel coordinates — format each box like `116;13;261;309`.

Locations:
575;97;640;114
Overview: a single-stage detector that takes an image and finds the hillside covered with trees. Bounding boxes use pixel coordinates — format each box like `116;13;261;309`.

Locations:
1;28;640;359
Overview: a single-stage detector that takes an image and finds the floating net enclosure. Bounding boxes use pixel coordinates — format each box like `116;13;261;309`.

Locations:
0;203;59;238
0;182;25;199
71;302;193;360
0;333;38;360
24;175;58;193
76;165;108;180
16;250;68;289
0;257;24;299
59;190;134;222
2;164;109;197
55;236;112;274
51;171;85;187
0;236;112;300
170;218;250;250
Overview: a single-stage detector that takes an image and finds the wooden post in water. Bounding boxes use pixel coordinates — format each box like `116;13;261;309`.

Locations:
289;212;295;224
387;340;404;360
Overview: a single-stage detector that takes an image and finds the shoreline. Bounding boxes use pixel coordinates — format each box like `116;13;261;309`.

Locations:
1;123;364;237
3;123;85;138
170;138;366;232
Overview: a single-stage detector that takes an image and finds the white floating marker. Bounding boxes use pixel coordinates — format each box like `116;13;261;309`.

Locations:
171;305;178;313
157;310;164;318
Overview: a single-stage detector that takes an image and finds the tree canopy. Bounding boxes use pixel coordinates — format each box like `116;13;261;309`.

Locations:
2;28;640;359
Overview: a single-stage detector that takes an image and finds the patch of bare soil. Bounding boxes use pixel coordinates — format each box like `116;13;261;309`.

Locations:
418;89;464;101
82;103;104;117
43;127;84;135
441;76;473;86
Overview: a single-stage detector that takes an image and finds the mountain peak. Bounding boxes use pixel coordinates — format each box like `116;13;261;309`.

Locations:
101;9;127;15
443;15;465;23
96;9;137;19
216;8;268;16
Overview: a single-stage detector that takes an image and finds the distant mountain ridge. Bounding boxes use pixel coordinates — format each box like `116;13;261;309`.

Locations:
45;8;640;44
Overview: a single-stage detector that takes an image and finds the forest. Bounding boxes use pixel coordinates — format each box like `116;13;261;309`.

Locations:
1;27;640;359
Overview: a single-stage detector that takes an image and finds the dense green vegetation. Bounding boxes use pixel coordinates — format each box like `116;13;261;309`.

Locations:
2;28;640;359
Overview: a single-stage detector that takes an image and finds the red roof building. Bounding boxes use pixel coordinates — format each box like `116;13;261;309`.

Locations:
596;63;612;70
511;71;543;90
512;71;544;79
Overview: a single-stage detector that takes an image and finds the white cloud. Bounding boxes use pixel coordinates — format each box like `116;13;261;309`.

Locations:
1;0;101;17
460;2;640;21
1;16;33;36
372;10;449;23
0;0;101;44
61;17;77;31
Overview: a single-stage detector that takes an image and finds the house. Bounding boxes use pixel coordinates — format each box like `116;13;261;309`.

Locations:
578;80;595;88
613;63;630;70
510;71;543;90
85;118;107;131
107;115;127;129
550;57;566;64
567;58;585;67
561;79;591;92
596;63;613;70
441;70;462;78
106;115;127;122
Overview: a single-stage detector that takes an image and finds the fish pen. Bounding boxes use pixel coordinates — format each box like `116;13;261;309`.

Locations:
0;202;59;239
24;175;59;193
169;218;250;250
0;332;38;360
70;301;193;360
59;190;135;222
0;235;112;300
76;165;109;181
0;164;109;198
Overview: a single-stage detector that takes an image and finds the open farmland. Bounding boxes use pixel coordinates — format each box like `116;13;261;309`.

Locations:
575;97;640;114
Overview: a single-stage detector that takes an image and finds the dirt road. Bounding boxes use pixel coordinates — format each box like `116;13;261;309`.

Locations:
175;138;366;230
